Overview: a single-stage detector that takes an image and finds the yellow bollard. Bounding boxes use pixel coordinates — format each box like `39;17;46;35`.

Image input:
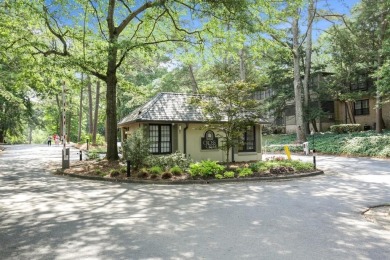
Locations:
284;145;291;160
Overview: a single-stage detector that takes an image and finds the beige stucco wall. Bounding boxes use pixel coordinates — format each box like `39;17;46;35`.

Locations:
335;99;390;130
120;122;263;162
120;123;144;142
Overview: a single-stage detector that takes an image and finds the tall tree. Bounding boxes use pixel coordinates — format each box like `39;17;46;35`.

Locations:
87;76;93;135
9;0;247;160
192;63;263;163
78;74;84;142
92;80;100;145
303;0;315;134
292;10;306;142
324;0;390;131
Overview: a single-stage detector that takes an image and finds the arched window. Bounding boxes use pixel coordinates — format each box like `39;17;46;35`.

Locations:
201;130;218;150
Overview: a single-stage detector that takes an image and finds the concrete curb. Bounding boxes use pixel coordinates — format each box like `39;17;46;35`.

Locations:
55;169;324;185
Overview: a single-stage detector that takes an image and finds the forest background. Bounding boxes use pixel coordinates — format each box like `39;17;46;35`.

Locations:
1;0;389;161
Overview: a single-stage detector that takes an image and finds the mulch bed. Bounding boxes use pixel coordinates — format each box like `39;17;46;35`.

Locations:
57;159;322;183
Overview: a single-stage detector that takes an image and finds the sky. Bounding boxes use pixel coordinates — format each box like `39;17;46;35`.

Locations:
313;0;361;39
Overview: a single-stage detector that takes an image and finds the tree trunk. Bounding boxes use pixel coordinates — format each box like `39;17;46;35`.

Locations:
28;126;32;144
293;13;306;143
0;130;4;143
87;76;93;134
105;42;119;161
55;94;62;137
311;119;318;132
78;74;84;142
345;102;356;124
92;80;100;145
376;0;387;133
303;0;314;135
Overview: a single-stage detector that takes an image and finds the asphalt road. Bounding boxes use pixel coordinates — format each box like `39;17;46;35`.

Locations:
0;144;389;260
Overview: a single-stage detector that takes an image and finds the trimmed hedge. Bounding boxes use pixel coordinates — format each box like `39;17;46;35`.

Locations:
330;124;362;134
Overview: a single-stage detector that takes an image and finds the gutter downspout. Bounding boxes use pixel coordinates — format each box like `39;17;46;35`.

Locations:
184;123;189;157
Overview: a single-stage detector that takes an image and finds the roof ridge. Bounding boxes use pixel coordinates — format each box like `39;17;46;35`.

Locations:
138;93;164;118
160;92;198;96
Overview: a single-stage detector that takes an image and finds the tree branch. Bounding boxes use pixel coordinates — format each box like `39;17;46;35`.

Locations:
42;5;69;56
164;4;203;36
116;0;164;36
145;9;167;39
88;0;108;41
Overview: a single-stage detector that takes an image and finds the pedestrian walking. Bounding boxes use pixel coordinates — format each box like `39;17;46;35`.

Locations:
54;134;59;145
47;135;52;146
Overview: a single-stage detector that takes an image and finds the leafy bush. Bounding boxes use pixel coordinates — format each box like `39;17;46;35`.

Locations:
237;167;253;177
95;169;105;176
189;160;225;178
122;128;150;170
330;124;361;134
249;163;260;172
289;161;313;172
215;174;224;179
248;158;313;173
120;167;127;174
161;172;173;179
145;152;192;170
263;131;390;158
149;166;162;175
150;173;158;179
262;125;285;135
109;169;120;178
170;165;183;176
137;169;149;179
223;171;235;178
270;166;293;174
87;151;99;160
81;133;105;146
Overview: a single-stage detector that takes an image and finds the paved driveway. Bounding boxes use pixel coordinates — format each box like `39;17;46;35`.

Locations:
0;145;389;260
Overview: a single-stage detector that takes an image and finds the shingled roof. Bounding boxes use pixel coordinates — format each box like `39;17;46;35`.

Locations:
118;92;269;126
118;93;205;126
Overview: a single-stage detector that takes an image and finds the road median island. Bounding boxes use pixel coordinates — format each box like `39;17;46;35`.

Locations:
55;168;324;185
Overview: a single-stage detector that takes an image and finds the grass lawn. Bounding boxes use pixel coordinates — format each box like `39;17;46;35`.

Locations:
263;130;390;158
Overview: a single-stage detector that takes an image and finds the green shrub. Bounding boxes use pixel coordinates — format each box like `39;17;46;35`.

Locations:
120;167;127;174
189;160;225;178
109;169;120;178
330;124;362;134
149;166;162;175
81;133;106;146
215;174;224;179
95;169;105;176
150;173;159;179
262;125;285;135
290;161;314;172
223;171;235;178
161;172;173;179
87;151;99;160
122;128;150;170
263;131;390;158
270;166;292;174
170;165;183;176
137;170;149;179
237;167;253;177
145;152;192;170
249;163;260;172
